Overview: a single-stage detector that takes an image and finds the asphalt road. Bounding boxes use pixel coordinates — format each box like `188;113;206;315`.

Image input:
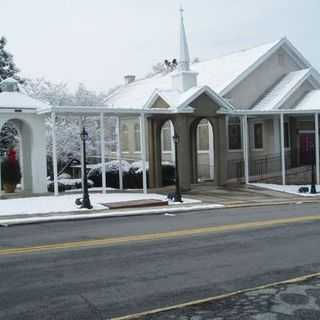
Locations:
1;203;320;319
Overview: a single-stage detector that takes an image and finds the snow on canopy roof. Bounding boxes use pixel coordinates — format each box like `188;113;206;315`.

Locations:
295;90;320;110
0;77;18;83
105;39;282;109
0;91;49;110
252;69;311;111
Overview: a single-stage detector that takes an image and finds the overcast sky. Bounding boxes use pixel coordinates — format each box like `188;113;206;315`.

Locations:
0;0;319;92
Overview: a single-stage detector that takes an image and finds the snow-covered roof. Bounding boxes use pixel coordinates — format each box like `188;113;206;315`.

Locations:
105;39;283;109
295;90;320;110
0;92;49;110
252;69;312;111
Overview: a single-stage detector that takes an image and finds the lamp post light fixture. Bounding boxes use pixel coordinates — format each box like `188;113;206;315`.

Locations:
172;132;182;202
76;127;93;209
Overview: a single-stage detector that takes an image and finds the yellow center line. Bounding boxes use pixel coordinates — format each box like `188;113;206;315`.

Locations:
1;214;320;256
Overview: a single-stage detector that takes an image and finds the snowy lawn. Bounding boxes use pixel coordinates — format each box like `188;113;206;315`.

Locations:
0;193;201;216
251;183;320;197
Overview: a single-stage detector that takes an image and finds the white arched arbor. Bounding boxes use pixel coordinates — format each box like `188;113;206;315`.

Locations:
0;113;47;193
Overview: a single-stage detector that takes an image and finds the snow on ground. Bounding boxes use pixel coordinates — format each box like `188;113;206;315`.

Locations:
0;193;201;216
251;183;320;197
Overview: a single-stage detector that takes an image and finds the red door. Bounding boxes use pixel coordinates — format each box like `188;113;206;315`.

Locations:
299;133;315;165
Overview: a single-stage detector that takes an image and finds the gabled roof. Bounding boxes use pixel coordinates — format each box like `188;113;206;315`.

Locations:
145;85;234;111
0;92;49;111
106;38;286;109
252;69;313;111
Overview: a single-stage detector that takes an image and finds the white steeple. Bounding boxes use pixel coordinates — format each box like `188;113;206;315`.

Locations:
178;6;190;72
172;6;198;92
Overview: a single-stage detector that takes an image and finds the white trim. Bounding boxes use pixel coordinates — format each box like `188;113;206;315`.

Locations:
241;115;249;184
280;113;286;185
38;105;194;115
220;109;320;115
116;116;123;190
80;116;85;193
51;112;59;196
140;113;148;194
299;130;315;133
315;113;320;185
100;112;106;194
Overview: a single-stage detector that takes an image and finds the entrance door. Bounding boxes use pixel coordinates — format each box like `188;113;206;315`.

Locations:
299;132;315;165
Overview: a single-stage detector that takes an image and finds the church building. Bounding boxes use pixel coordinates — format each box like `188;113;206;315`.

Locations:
105;9;320;191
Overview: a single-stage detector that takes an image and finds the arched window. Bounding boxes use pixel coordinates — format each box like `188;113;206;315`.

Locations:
161;121;172;152
197;119;209;151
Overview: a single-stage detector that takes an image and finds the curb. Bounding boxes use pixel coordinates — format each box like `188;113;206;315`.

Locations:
1;198;320;227
0;204;224;226
111;272;320;320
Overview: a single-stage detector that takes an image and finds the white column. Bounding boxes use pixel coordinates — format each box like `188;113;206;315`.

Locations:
100;112;107;193
315;113;320;185
241;115;249;184
140;113;147;194
208;122;214;180
170;121;175;163
79;116;85;192
116;116;123;190
51;112;59;196
280;113;286;185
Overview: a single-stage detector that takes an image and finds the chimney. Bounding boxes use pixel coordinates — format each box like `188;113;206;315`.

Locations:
124;75;136;85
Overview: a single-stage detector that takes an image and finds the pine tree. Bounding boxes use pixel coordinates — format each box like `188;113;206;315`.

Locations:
0;36;23;83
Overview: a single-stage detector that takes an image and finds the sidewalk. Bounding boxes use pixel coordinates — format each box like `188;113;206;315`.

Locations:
2;184;320;226
134;274;320;320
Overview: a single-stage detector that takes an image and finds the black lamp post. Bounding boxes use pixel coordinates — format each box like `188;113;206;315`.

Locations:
173;133;182;202
310;142;317;194
76;127;93;209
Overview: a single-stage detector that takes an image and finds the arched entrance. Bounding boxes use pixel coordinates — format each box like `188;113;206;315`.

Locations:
191;118;215;183
160;120;175;186
0;119;33;192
